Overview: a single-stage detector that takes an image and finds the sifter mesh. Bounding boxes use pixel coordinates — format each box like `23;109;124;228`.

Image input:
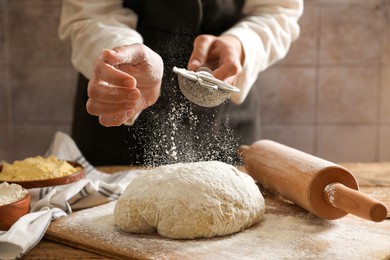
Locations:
173;67;239;107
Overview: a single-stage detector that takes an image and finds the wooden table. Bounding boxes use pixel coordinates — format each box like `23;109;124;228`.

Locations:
21;163;390;259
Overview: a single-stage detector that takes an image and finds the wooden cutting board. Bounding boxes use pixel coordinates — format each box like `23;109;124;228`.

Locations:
44;163;390;259
45;191;390;259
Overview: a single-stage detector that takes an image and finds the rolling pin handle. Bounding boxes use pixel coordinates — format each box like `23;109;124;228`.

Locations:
324;183;388;222
237;145;250;159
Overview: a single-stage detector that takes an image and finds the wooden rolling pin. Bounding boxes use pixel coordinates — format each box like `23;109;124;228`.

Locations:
239;140;388;222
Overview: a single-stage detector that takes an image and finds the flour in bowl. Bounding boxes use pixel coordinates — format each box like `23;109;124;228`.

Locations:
0;155;80;181
0;182;28;206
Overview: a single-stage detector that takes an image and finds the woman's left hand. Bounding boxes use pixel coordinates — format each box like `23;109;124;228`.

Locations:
187;34;244;85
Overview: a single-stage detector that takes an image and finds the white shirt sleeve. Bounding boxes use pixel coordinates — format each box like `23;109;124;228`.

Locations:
223;0;303;104
59;0;303;105
59;0;143;79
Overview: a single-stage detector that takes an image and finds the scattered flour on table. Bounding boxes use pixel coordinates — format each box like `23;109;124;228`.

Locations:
324;183;337;206
52;201;390;259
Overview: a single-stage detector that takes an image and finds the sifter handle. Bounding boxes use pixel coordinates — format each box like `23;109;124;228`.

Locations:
324;183;388;222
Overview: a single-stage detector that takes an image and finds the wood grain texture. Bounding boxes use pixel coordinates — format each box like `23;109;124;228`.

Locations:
22;239;104;259
324;183;387;222
240;140;360;220
43;196;390;259
21;163;390;259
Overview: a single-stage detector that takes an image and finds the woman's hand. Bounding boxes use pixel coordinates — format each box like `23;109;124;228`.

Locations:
86;43;163;127
187;35;244;85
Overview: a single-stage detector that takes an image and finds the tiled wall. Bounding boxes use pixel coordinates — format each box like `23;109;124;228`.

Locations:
0;0;76;162
1;0;389;163
260;0;390;162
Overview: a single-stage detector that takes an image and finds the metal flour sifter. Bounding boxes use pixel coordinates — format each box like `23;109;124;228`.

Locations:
173;66;240;107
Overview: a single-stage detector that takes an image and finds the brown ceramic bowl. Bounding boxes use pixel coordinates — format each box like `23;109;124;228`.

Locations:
0;161;85;189
0;191;31;230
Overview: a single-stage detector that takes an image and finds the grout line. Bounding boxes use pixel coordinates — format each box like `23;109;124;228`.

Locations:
0;63;73;68
313;5;322;157
2;0;14;161
275;63;385;68
375;2;387;161
377;68;383;161
261;122;382;127
314;1;382;8
12;121;73;125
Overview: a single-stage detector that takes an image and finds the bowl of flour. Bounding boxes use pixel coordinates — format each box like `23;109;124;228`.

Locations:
0;182;30;230
0;156;85;188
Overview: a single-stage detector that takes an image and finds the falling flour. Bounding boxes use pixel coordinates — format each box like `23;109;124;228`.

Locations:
132;73;240;167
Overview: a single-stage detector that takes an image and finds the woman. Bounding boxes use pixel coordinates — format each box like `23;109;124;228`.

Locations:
59;0;303;166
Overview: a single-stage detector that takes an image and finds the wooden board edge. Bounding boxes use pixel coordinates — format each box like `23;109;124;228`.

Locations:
44;233;131;260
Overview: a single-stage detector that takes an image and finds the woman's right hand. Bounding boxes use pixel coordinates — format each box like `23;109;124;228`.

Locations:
86;43;164;127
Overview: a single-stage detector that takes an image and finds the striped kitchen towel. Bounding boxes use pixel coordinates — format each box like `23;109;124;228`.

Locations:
0;131;146;259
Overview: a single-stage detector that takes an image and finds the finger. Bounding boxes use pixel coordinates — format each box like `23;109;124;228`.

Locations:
211;46;242;80
99;110;135;127
101;44;147;66
93;58;137;88
188;35;215;71
88;80;141;103
212;60;242;81
86;99;138;116
221;74;237;85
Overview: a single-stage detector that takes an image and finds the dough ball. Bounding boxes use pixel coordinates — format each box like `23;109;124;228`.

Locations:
114;161;265;239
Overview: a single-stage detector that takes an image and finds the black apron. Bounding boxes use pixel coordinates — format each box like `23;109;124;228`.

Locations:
72;0;261;166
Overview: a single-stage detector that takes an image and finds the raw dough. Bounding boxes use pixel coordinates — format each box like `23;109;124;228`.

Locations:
114;161;265;239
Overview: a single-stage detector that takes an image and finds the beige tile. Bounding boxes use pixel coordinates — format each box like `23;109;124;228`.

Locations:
0;69;7;121
0;10;5;64
287;0;383;7
69;67;79;84
12;124;71;160
317;125;376;162
316;0;382;5
303;0;317;4
318;67;378;122
0;125;10;162
381;67;390;122
10;67;76;122
258;67;316;123
383;5;390;63
379;125;390;161
8;5;71;64
261;125;315;154
320;6;382;63
280;6;318;64
7;0;61;7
